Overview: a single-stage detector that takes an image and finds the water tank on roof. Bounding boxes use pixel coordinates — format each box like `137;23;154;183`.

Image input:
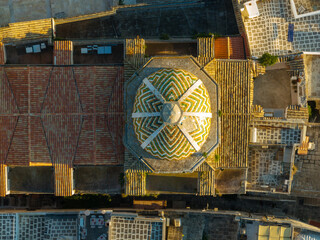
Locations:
250;127;257;143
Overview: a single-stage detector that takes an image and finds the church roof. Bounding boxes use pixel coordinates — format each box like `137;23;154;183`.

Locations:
132;68;212;161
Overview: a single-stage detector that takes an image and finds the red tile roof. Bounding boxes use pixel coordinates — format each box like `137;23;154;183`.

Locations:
229;36;245;59
0;66;124;168
214;36;246;59
214;38;229;59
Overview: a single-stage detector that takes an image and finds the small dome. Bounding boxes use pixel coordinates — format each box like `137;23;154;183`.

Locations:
132;68;212;160
161;102;182;125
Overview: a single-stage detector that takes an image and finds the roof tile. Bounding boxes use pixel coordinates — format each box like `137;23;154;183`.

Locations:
0;66;125;168
0;43;5;64
53;41;73;65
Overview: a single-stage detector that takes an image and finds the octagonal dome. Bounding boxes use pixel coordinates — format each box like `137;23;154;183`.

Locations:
132;68;212;161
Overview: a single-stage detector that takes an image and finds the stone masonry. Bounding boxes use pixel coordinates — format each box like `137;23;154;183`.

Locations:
243;0;320;57
293;125;320;198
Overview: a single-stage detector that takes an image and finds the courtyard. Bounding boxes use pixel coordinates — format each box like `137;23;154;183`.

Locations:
253;67;292;109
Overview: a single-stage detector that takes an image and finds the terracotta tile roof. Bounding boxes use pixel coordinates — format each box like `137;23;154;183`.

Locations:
0;43;5;64
229;36;245;59
214;38;229;59
54;41;73;65
0;65;124;165
0;65;124;195
214;36;246;60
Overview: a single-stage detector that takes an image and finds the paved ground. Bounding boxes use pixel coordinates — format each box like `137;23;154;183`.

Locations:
56;0;239;39
253;69;292;109
293;0;320;13
0;0;117;27
292;125;320;198
243;0;320;57
215;169;246;194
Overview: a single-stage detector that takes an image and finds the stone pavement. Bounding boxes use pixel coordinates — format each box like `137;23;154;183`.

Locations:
292;124;320;198
243;0;320;57
294;0;320;13
0;0;117;27
56;0;239;39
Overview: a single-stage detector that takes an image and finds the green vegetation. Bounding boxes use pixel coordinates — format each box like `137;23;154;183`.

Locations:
214;154;220;162
160;33;170;40
63;194;111;208
218;110;222;117
119;0;124;5
308;104;312;117
192;32;213;39
258;53;278;66
202;152;208;158
192;32;222;39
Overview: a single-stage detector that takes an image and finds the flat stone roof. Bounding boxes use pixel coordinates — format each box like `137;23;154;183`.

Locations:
305;54;320;100
8;166;54;194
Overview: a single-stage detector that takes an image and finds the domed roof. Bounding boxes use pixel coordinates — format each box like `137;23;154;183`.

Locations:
132;68;212;161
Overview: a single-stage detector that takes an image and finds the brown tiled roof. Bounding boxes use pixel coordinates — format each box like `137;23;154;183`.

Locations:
197;37;215;66
197;162;215;196
125;170;147;196
0;65;124;195
0;43;5;64
229;36;246;59
214;36;246;60
205;59;253;168
214;38;229;59
54;41;73;65
0;65;124;166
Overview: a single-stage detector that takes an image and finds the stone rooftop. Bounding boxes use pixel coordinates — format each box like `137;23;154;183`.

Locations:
0;41;125;196
293;125;320;198
242;0;320;57
304;54;320;100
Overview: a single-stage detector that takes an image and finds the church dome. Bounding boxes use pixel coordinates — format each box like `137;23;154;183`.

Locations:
132;68;212;160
